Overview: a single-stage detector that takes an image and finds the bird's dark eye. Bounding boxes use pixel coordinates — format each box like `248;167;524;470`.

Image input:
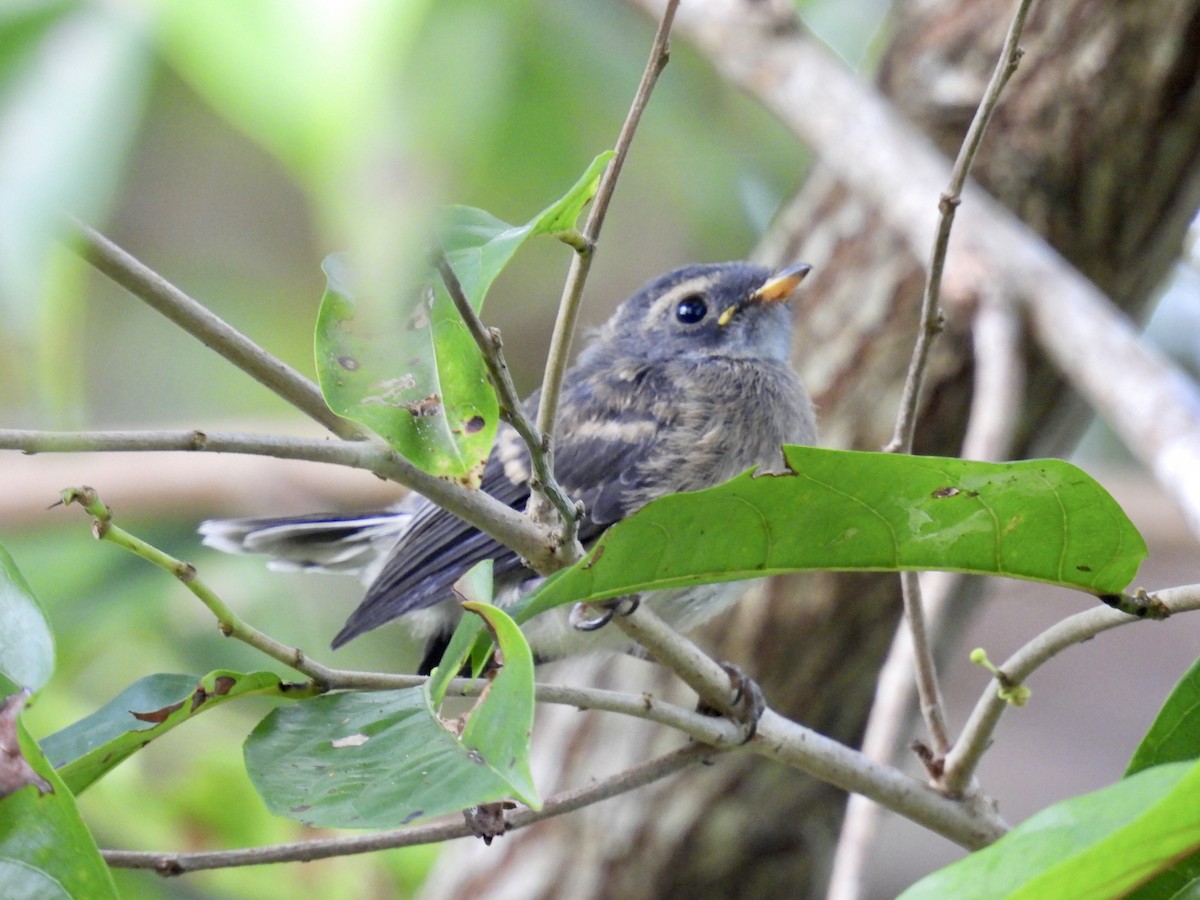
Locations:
675;295;708;324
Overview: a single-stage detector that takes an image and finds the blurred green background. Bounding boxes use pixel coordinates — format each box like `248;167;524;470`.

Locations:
0;2;887;896
9;1;1198;898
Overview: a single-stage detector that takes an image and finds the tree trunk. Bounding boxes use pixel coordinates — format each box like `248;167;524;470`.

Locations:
422;1;1200;897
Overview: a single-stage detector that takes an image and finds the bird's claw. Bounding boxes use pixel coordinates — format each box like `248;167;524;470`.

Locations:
697;663;765;745
569;596;641;632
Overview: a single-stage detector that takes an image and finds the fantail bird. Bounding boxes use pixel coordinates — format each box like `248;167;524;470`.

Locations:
201;261;817;672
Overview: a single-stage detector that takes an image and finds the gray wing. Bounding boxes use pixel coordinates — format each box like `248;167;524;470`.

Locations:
332;370;672;647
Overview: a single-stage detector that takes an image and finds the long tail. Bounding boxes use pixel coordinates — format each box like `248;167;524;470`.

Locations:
199;511;411;578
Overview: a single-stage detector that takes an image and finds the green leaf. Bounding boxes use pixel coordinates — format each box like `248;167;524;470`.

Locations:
1128;657;1200;776
0;543;54;692
246;598;539;829
899;761;1200;899
314;151;614;483
512;449;1146;624
41;670;297;795
458;601;539;809
0;686;117;899
427;560;494;707
245;687;520;829
1123;657;1200;898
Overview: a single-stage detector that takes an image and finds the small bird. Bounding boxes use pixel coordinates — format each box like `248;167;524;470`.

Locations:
202;262;817;673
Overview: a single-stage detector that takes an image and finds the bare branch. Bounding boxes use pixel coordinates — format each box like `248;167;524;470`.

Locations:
941;584;1200;793
886;0;1033;454
878;0;1036;785
753;709;1009;850
611;602;1009;848
1;428;558;575
64;218;366;442
102;742;715;874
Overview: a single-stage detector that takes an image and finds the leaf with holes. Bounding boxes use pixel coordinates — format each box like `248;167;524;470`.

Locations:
315;152;613;484
246;601;537;828
511;448;1146;625
41;670;298;794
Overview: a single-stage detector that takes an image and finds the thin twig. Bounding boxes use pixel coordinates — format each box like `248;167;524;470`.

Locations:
901;570;951;760
829;295;1026;900
530;0;680;521
432;252;583;564
878;0;1034;784
64;218;366;442
102;742;715;874
3;428;557;574
884;0;1032;454
59;485;384;688
941;584;1200;793
59;485;745;748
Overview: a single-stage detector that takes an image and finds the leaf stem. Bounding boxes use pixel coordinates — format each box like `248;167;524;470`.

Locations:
9;429;557;575
63;217;366;442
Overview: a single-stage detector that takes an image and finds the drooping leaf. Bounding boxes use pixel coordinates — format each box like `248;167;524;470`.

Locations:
246;597;538;829
0;676;117;899
314;151;613;483
427;560;494;706
513;449;1146;624
41;670;298;794
457;601;539;808
246;686;517;829
0;543;54;693
1122;657;1200;899
899;760;1200;899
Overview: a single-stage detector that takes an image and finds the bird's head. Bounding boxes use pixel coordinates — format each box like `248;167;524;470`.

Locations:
589;261;811;365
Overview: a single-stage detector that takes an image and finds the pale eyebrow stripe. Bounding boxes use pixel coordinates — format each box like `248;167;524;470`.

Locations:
645;275;720;321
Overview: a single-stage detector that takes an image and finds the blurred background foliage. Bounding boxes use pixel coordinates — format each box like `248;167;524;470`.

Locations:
2;0;1197;897
0;1;888;896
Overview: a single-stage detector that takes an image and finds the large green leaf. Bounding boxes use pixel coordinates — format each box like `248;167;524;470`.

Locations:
246;597;538;829
900;760;1200;899
511;449;1145;624
0;679;117;899
314;152;613;483
1122;657;1200;899
41;670;297;795
246;687;518;829
0;544;54;693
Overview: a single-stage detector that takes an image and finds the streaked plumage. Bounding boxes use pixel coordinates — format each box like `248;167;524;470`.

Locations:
202;262;817;672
